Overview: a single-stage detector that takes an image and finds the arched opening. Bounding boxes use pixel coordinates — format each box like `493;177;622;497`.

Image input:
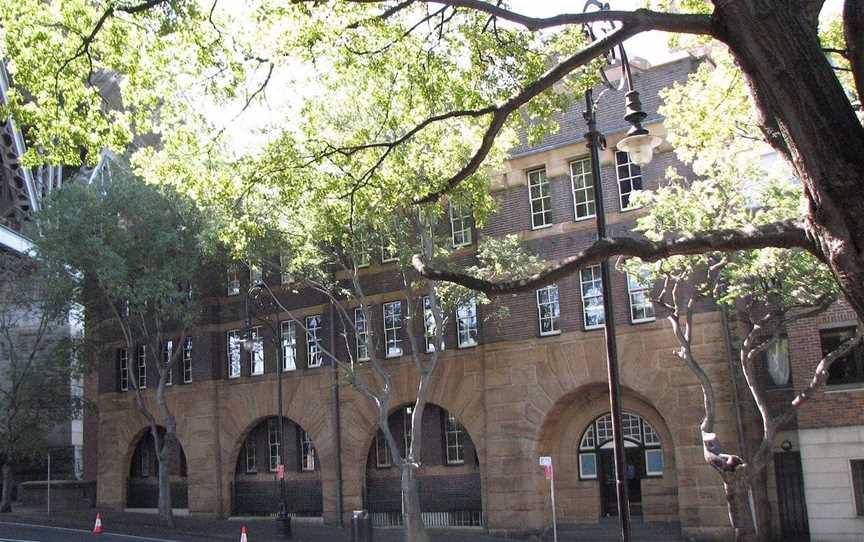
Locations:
126;427;188;509
577;411;664;517
364;403;482;528
232;416;322;517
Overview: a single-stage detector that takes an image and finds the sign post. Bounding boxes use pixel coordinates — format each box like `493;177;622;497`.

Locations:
539;456;557;542
276;464;285;480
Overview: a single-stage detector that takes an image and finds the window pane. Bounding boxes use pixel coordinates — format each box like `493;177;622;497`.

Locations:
355;307;370;361
528;169;552;228
645;449;664;476
306;316;323;368
281;321;296;371
616;151;643;210
821;327;864;386
580;266;605;329
457;298;479;347
570;158;595;220
580;453;597;479
250;327;264;375
384;301;403;358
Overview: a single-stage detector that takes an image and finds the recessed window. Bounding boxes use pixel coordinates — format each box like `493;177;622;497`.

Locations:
227;330;242;378
579;453;597;479
423;296;444;353
580;265;605;329
182;338;193;384
306;316;323;368
645;449;665;476
383;301;403;358
578;412;663;480
536;285;561;336
227;265;241;296
281;321;296;371
140;447;150;478
268;418;281;472
355;307;370;362
820;326;864;386
616;151;643;210
765;336;790;387
851;459;864;516
570;158;595;220
280;253;293;285
119;348;129;391
627;269;655;323
250;327;264;376
449;204;473;247
457;298;479;348
444;411;465;465
250;263;263;287
528;168;552;229
403;406;413;459
245;438;257;473
300;430;316;472
137;345;147;389
375;431;392;468
162;340;173;386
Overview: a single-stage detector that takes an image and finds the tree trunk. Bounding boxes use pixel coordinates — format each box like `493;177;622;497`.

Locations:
400;465;430;542
724;475;757;542
0;463;12;513
156;449;174;527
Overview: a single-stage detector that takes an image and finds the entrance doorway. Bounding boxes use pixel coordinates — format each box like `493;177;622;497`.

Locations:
598;449;643;516
774;451;810;541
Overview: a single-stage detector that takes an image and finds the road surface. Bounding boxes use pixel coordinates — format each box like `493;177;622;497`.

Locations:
0;521;181;542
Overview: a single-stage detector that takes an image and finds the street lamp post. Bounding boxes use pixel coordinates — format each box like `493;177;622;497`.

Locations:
581;3;662;540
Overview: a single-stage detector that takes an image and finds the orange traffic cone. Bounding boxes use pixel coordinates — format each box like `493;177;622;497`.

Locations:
93;513;103;534
240;524;248;542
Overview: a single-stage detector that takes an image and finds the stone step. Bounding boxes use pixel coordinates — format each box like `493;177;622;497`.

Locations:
553;521;682;541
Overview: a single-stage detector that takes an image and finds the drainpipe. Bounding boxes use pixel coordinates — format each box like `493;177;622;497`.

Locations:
329;301;344;526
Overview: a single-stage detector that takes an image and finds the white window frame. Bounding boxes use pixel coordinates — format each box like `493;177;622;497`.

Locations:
383;301;403;358
456;297;479;348
449;203;472;248
268;418;281;472
423;296;444;353
570;158;595;220
281;321;297;371
250;262;263;286
163;340;173;386
227;330;242;378
355;307;370;362
354;229;371;268
137;345;147;389
119;348;129;391
628;269;656;324
300;430;316;472
245;438;257;473
645;448;665;477
444;411;465;465
375;431;392;468
536;285;561;336
227;265;241;296
280;253;293;285
403;406;413;459
250;326;264;376
580;265;605;330
579;452;598;480
306;315;323;368
182;337;193;384
615;151;643;211
528;168;552;229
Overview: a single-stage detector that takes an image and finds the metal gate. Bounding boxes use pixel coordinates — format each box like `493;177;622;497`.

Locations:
774;451;810;542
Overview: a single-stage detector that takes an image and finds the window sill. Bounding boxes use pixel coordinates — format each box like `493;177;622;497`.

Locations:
825;384;864;394
540;330;562;337
573;214;596;223
446;461;465;466
530;223;553;231
584;325;605;331
452;241;472;249
619;205;643;213
458;342;478;349
250;372;264;377
631;317;656;325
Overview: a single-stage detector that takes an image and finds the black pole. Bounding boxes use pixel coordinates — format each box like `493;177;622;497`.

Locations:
275;316;290;538
584;88;631;542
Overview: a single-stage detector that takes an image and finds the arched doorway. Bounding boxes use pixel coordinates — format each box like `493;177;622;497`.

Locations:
577;411;664;517
232;416;322;517
127;428;188;509
364;404;483;527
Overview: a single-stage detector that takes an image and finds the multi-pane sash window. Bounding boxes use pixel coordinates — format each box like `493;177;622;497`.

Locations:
628;270;656;323
280;253;293;285
119;348;129;391
383;301;403;358
268;418;281;472
227;330;242;378
245;438;257;473
250;263;263;286
250;327;264;375
536;285;561;336
423;296;444;353
281;321;297;371
821;326;864;386
162;340;173;386
580;265;605;329
306;316;323;368
137;345;147;389
355;307;370;361
449;204;472;247
616;151;643;210
570;158;595;220
403;406;413;459
456;298;479;348
227;265;240;296
300;430;316;472
528;168;552;229
182;337;193;383
444;411;465;465
354;229;370;268
375;431;392;468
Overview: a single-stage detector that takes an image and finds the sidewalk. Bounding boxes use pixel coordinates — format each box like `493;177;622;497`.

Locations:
1;506;519;541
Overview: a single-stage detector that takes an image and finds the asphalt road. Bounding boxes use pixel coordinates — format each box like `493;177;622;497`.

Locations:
0;521;182;542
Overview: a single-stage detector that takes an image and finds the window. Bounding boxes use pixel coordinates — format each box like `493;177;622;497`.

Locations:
227;330;241;378
137;345;147;389
281;321;296;371
300;430;316;472
245;438;257;473
383;301;403;358
355;307;370;361
268;418;281;472
119;348;129;391
570;158;595;220
381;231;398;263
250;327;264;376
227;265;241;296
403;406;413;459
536;285;561;336
375;431;392;468
449;204;472;247
250;262;263;286
306;315;323;368
852;460;864;516
457;298;479;348
354;229;370;268
444;411;465;465
140;448;150;478
578;411;663;480
423;296;444;353
182;338;193;384
821;326;864;386
766;336;790;387
627;269;655;323
616;151;643;210
580;265;605;329
162;340;173;386
645;449;665;476
528;168;552;229
280;253;293;285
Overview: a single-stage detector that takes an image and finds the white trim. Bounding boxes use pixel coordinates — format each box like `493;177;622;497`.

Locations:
569;158;596;221
355;307;371;362
250;326;264;376
305;315;323;368
527;168;552;230
182;337;193;383
578;452;598;480
449;204;473;248
615;151;643;211
383;301;403;358
645;448;664;476
281;320;297;371
627;270;656;324
536;285;561;337
579;265;605;330
456;298;479;348
227;330;241;378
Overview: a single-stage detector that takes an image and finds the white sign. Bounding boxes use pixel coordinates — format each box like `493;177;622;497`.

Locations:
539;456;552;467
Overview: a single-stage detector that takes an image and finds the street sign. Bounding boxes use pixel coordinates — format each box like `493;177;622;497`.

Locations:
539;456;552;467
539;456;557;542
276;464;285;479
545;464;554;480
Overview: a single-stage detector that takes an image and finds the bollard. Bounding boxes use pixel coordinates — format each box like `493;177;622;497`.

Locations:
351;509;373;542
276;509;292;540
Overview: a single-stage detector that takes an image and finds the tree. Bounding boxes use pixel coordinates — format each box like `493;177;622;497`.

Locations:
0;253;82;513
33;156;217;525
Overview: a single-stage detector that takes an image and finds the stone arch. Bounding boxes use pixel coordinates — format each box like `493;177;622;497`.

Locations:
125;425;189;509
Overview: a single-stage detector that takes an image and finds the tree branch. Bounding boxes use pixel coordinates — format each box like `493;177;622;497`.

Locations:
844;0;864;100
